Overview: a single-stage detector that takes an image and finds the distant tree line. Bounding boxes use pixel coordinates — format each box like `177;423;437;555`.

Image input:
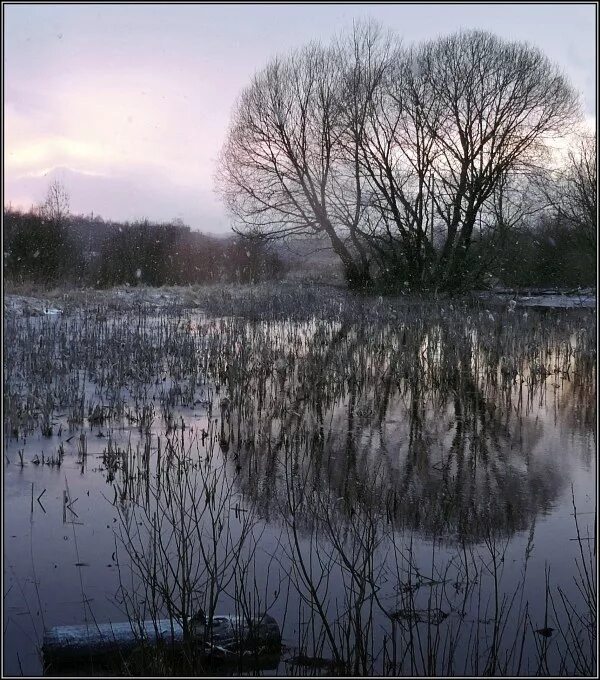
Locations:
4;183;284;288
218;22;596;292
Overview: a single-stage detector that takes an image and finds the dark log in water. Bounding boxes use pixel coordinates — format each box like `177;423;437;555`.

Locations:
43;614;281;674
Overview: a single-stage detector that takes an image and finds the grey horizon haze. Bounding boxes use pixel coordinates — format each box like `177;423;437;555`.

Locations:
4;3;596;233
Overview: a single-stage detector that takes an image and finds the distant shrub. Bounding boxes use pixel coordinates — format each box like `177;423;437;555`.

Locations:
4;207;82;284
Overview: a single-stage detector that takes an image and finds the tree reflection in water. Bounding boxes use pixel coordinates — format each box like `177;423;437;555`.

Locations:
227;313;591;543
191;307;595;675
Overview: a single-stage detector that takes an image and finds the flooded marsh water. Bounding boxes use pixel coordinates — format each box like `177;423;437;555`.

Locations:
3;287;596;676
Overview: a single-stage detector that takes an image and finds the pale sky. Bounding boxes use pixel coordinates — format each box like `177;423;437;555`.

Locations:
4;3;597;232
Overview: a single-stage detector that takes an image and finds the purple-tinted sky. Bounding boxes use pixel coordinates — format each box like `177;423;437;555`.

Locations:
4;3;596;232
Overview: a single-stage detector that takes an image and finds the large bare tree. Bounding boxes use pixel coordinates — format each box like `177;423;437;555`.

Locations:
360;30;580;289
423;31;579;288
218;26;580;291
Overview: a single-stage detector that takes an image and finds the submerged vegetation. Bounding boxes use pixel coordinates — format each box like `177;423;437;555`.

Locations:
3;283;596;676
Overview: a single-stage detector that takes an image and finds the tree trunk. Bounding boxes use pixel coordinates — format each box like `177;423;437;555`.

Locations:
318;217;371;290
344;261;371;290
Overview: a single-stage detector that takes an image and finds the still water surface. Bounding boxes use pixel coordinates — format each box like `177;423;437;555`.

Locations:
3;303;596;675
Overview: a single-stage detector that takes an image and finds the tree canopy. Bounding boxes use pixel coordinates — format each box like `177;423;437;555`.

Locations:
218;23;582;291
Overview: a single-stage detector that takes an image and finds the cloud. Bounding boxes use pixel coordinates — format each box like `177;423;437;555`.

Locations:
4;60;228;227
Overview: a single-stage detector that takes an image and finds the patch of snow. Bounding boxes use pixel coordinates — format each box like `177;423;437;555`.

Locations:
475;289;596;310
517;294;596;309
